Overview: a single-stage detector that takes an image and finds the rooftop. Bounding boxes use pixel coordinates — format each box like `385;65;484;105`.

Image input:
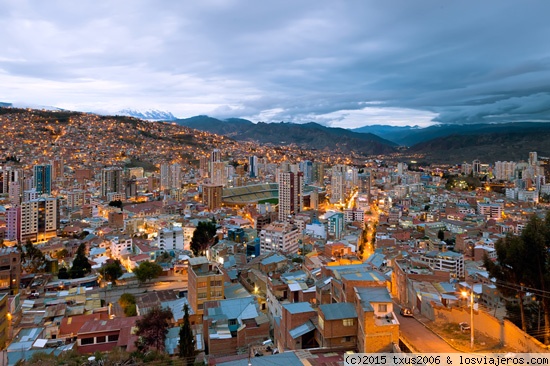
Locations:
319;302;357;320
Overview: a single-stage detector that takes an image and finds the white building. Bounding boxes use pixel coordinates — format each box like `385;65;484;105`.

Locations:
157;226;184;251
420;251;465;279
110;236;133;259
259;222;300;254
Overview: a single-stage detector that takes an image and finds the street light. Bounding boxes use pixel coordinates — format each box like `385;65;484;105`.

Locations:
461;290;475;350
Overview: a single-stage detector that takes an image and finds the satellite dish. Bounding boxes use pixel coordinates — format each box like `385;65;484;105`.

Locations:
88;356;96;362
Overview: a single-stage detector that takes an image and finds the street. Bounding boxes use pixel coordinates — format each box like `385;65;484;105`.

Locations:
96;278;188;304
398;311;459;353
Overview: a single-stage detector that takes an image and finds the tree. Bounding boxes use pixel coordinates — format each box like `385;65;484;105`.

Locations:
190;221;217;256
99;260;123;282
54;248;69;261
108;199;123;209
119;293;137;317
520;214;550;344
135;307;173;352
134;261;163;283
69;243;91;279
437;229;445;241
484;234;528;331
58;267;69;279
18;240;46;273
179;304;195;364
484;214;550;344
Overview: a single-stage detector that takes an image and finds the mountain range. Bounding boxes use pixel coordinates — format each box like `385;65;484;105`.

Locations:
175;116;550;163
175;115;397;156
2;101;549;163
117;109;177;121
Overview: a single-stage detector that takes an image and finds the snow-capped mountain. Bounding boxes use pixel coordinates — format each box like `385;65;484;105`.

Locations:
117;109;177;121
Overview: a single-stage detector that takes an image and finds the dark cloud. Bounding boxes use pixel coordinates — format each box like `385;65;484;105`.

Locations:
1;1;550;127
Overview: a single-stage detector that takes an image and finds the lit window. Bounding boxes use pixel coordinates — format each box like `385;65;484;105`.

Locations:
343;319;354;327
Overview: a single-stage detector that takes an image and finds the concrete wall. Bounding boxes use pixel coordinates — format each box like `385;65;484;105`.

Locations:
432;304;550;352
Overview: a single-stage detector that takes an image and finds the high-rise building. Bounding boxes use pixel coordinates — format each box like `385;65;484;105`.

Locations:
330;172;344;204
34;164;52;195
8;181;21;205
472;159;481;176
7;197;58;243
278;171;303;222
160;163;181;190
50;157;64;180
249;155;258;178
188;257;224;317
211;162;227;186
211;149;221;163
299;160;313;184
101;167;124;198
312;162;324;186
202;184;223;211
199;156;209;178
1;166;23;195
494;161;517;181
529;152;538;167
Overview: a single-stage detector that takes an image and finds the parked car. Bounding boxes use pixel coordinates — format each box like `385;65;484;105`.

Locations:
400;307;413;317
459;322;470;332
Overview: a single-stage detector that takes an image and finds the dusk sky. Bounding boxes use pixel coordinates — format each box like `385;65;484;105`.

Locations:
1;1;550;128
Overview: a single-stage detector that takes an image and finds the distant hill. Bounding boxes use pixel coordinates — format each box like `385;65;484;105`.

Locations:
409;130;550;163
175;116;397;155
353;122;550;147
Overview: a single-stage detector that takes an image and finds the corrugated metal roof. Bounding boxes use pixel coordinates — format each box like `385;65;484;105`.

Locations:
260;253;286;265
282;302;314;314
319;302;357;320
189;256;209;266
288;320;315;339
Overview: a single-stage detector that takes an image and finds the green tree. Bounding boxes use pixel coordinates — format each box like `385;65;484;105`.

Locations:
69;243;91;279
134;261;163;283
484;234;528;331
520;214;550;344
54;248;69;261
190;220;217;256
118;293;137;317
135;306;173;352
108;199;123;209
179;304;195;364
58;267;69;280
18;240;46;273
99;260;123;282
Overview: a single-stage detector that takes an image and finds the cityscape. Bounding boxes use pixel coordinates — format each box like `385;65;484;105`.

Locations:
2;2;550;366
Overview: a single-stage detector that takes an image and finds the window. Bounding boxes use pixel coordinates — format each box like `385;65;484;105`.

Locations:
81;338;94;345
228;319;238;326
96;336;106;343
198;303;204;310
342;336;352;343
108;334;119;342
210;280;222;287
198;292;207;299
343;319;354;327
318;315;324;330
198;282;207;288
378;304;387;312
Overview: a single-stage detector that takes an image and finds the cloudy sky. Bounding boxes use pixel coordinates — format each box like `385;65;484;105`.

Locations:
1;1;550;128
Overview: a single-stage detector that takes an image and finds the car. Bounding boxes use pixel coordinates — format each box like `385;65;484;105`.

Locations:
400;307;413;317
459;322;470;332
